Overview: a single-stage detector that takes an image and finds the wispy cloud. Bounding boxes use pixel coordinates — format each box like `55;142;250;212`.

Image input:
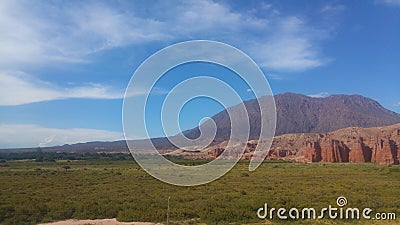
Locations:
175;2;334;72
320;4;346;13
308;92;330;98
376;0;400;6
0;124;124;148
0;72;125;105
0;0;338;72
393;102;400;107
173;0;268;35
250;16;331;72
0;1;343;104
0;1;169;67
265;73;286;80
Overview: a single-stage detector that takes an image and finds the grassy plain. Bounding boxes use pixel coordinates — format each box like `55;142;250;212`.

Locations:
0;153;399;225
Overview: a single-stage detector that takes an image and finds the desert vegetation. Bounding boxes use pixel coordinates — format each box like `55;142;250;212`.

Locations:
0;152;399;224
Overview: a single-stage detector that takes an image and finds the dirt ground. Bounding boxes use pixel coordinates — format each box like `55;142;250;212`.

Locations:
37;218;163;225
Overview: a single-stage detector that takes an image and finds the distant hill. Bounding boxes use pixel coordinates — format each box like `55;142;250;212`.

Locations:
1;93;400;153
0;138;174;154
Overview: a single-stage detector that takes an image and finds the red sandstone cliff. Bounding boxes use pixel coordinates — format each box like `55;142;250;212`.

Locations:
265;123;400;164
167;123;400;165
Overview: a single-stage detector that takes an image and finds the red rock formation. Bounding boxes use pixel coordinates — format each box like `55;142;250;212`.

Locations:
372;139;395;164
348;139;372;162
317;139;347;162
261;124;400;164
348;141;364;162
303;141;322;162
171;123;400;165
208;147;224;158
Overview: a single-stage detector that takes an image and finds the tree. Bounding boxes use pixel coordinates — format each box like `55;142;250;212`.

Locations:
62;165;71;172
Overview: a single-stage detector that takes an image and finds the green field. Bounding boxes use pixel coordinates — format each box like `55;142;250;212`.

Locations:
0;153;399;225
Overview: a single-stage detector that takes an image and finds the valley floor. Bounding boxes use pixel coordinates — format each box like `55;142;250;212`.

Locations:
37;218;161;225
0;155;399;225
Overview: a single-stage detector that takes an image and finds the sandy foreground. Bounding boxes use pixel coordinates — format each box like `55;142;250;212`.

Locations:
37;218;163;225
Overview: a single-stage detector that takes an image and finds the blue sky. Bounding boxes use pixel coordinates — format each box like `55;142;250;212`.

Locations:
0;0;399;148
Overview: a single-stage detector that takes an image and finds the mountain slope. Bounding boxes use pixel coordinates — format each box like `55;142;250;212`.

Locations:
275;93;400;135
183;93;400;141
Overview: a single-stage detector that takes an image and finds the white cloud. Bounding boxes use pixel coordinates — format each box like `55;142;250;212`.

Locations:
266;73;285;80
250;16;329;72
0;1;81;66
0;124;124;148
174;0;267;34
0;0;335;73
0;72;125;105
377;0;400;6
393;102;400;107
0;1;343;105
58;3;169;56
308;92;330;98
0;1;168;67
256;36;324;71
320;4;346;13
178;3;331;73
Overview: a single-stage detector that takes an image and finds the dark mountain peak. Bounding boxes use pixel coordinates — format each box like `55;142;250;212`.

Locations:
184;93;400;141
276;92;309;99
326;93;376;102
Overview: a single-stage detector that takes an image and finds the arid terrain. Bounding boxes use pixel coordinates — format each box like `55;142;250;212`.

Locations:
167;123;400;165
38;218;162;225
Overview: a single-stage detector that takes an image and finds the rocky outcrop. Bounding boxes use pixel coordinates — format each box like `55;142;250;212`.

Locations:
208;147;224;158
266;124;400;164
191;123;400;164
370;139;396;164
348;140;371;163
165;123;400;165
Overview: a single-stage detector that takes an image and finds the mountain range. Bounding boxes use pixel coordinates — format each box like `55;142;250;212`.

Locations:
2;93;400;160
